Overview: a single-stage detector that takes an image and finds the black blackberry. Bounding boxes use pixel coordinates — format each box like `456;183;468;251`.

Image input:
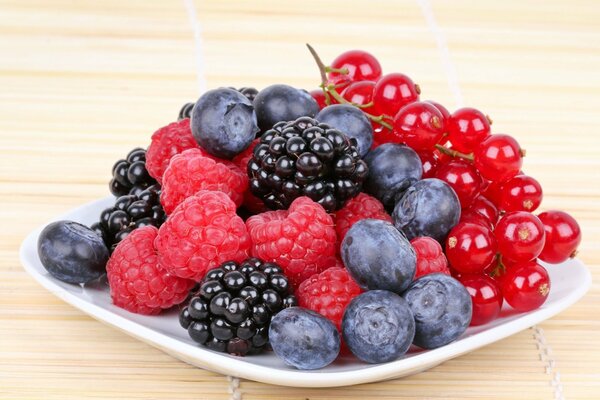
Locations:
178;87;259;121
247;116;368;212
179;258;297;356
91;184;166;252
109;148;156;197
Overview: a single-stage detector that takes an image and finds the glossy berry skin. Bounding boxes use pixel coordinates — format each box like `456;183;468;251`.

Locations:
372;73;420;117
446;222;497;274
481;179;504;207
342;290;415;364
425;100;451;127
364;143;422;209
500;175;543;212
501;261;550;312
417;151;439;179
410;237;450;278
341;219;416;294
328;50;382;82
537;211;582;263
38;221;109;284
468;195;499;226
447;108;491;153
310;90;328;110
253;84;320;132
459;209;493;230
392;102;445;151
269;307;340;370
393;178;461;243
495;212;546;263
435;160;483;208
459;274;503;326
191;88;259;159
341;80;375;111
474;134;523;182
316;104;374;157
403;274;472;349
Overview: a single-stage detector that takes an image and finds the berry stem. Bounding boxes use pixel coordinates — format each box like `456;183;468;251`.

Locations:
325;66;349;75
306;43;394;130
434;144;474;161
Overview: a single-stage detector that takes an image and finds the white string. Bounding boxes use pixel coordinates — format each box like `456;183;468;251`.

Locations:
182;0;207;95
533;326;565;400
227;375;242;400
415;0;464;109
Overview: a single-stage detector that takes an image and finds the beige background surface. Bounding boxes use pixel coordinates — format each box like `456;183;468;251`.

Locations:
1;0;599;399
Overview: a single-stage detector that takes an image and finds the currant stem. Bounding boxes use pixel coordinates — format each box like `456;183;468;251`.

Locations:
306;43;328;86
325;66;349;75
434;144;474;161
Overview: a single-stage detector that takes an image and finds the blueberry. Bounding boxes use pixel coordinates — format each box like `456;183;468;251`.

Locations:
342;290;415;363
392;178;461;243
341;219;416;294
191;88;259;159
316;104;373;157
269;307;340;370
364;143;422;209
253;84;319;132
37;220;109;284
403;273;472;349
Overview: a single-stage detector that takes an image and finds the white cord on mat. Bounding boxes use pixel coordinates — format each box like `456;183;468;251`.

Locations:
227;375;243;400
182;0;207;95
533;326;565;400
415;0;464;109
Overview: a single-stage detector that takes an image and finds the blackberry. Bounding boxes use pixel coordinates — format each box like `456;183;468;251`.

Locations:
91;184;166;252
177;87;259;121
248;116;368;212
179;258;297;356
109;148;156;197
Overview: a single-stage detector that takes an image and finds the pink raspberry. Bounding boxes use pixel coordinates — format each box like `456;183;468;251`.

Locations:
155;190;251;281
106;226;195;315
246;197;337;288
146;119;203;183
410;236;450;279
160;148;248;214
334;193;392;244
232;138;268;214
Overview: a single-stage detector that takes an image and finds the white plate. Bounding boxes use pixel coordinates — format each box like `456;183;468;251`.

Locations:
20;197;592;388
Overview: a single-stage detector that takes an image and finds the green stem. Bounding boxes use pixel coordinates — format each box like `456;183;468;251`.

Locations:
325;66;349;75
434;144;474;161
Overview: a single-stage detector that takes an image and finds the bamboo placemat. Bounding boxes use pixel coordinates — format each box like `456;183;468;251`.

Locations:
1;0;599;398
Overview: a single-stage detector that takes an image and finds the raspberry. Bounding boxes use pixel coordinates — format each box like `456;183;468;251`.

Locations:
297;267;362;331
232;138;268;214
333;193;392;244
146;119;202;183
160;148;248;214
106;226;194;315
246;197;337;288
155;190;252;281
410;236;450;278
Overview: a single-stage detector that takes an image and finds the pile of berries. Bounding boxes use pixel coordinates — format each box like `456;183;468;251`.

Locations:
37;45;582;371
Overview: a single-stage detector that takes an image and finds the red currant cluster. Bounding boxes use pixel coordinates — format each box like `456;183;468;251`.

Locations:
308;47;582;327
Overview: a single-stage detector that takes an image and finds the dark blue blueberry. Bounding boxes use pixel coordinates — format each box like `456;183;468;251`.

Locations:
402;273;472;349
269;307;340;370
316;104;373;157
342;290;415;363
191;88;259;159
253;84;319;132
392;178;461;243
341;219;416;294
364;143;422;209
37;220;109;284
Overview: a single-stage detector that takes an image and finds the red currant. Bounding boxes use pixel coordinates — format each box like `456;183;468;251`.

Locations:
327;74;352;93
329;50;382;82
447;107;491;153
469;195;499;225
372;73;420;117
424;100;451;126
459;209;493;230
481;179;504;207
446;222;497;274
341;80;375;111
459;274;503;326
495;211;545;262
392;102;445;150
537;210;582;263
435;159;483;207
501;261;550;312
499;175;543;212
310;90;328;110
417;151;439;178
410;237;450;278
474;134;523;182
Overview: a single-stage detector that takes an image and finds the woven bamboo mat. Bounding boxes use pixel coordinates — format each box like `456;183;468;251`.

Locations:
1;0;599;398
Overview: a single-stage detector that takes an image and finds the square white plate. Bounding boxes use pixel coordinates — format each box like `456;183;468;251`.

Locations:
20;197;592;387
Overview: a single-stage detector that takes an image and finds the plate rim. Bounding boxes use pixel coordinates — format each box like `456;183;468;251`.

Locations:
19;197;593;388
